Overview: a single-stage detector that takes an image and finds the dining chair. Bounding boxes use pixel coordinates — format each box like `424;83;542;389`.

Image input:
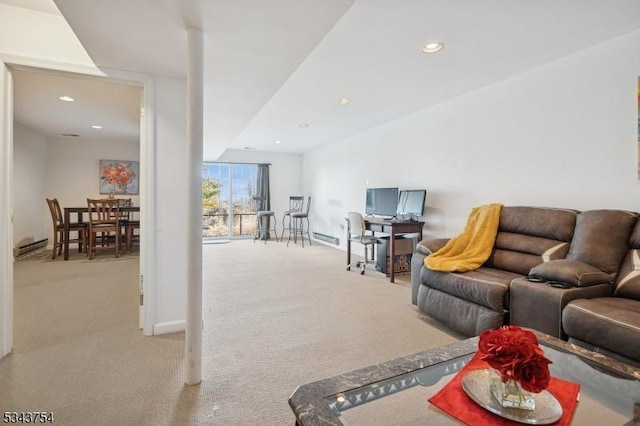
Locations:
124;202;140;253
86;198;122;259
287;196;312;247
281;196;304;241
116;198;135;252
46;198;88;260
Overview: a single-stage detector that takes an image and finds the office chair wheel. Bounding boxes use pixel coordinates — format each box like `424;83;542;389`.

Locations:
353;261;365;275
346;266;350;271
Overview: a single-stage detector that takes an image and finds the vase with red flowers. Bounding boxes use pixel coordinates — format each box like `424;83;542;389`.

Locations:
478;325;552;410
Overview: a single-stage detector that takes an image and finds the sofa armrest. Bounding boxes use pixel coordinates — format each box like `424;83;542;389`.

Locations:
529;259;614;287
416;238;449;256
411;238;450;305
510;278;614;338
411;251;426;305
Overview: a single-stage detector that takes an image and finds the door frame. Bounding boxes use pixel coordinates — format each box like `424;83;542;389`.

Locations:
0;58;157;357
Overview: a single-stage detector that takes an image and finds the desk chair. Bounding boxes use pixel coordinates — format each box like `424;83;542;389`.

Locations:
346;211;378;274
46;198;87;259
281;196;304;241
253;196;278;243
87;198;122;259
288;196;312;247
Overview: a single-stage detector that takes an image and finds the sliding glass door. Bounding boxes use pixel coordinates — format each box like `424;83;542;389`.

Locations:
202;162;258;238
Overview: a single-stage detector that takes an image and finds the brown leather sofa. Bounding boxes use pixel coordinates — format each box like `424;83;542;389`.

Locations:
411;206;640;365
411;206;578;336
562;218;640;367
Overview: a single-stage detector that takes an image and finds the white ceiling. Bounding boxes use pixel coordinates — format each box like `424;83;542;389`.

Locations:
12;68;141;143
1;0;58;14
9;0;640;156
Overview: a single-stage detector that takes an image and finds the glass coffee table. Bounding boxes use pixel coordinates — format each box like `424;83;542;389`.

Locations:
289;332;640;425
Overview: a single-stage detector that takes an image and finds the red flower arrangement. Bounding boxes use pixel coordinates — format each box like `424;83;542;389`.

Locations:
102;163;136;193
478;325;552;393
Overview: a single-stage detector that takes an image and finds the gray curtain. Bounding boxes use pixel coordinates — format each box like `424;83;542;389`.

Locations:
256;164;270;210
256;164;271;239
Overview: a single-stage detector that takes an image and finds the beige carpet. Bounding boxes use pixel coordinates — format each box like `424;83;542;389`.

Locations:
2;240;462;425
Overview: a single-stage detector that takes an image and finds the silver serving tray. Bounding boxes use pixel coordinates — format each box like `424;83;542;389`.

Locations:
461;369;563;425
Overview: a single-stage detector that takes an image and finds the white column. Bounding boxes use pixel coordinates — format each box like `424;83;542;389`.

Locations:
185;28;203;385
0;63;14;358
0;61;13;358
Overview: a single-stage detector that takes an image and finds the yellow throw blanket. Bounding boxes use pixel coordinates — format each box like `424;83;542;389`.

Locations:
425;203;503;272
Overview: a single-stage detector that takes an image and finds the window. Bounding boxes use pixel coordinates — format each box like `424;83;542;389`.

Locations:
202;163;258;238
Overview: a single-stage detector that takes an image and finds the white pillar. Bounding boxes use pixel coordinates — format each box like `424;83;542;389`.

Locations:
0;63;14;358
185;28;203;385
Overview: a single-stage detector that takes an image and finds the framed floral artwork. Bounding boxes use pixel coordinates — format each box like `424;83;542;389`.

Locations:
99;160;139;195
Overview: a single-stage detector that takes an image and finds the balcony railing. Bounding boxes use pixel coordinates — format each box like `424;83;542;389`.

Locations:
202;211;258;238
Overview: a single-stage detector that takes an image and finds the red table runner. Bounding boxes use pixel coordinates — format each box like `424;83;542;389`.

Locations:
428;352;580;425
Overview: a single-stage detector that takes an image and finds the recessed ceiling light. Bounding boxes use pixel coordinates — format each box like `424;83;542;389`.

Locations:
58;95;75;102
338;98;351;105
422;42;444;54
91;125;102;129
274;140;281;144
298;123;310;128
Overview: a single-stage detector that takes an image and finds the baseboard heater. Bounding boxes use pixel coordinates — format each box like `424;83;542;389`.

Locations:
13;238;48;259
312;232;339;245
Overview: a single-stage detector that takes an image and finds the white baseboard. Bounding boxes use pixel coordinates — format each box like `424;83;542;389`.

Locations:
153;320;186;335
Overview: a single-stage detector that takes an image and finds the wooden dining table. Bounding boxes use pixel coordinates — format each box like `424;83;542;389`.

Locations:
63;206;140;260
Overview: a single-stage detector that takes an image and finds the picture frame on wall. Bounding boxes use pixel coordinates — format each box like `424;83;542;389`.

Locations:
99;159;139;195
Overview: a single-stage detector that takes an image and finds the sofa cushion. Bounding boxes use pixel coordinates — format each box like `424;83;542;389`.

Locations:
614;220;640;300
562;298;640;362
489;234;570;276
493;232;570;260
417;287;505;337
416;238;449;256
420;266;520;312
630;218;640;248
529;259;613;287
484;207;577;275
497;206;577;241
567;210;637;275
614;249;640;301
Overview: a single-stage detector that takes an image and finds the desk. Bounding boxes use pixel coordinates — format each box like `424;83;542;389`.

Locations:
63;206;139;260
346;217;424;283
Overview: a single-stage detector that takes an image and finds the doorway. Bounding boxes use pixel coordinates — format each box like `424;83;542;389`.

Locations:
0;60;156;357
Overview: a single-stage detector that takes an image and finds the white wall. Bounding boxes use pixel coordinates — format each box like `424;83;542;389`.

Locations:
12;123;47;246
12;121;140;249
152;76;188;334
304;30;640;255
45;137;140;207
44;136;140;239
